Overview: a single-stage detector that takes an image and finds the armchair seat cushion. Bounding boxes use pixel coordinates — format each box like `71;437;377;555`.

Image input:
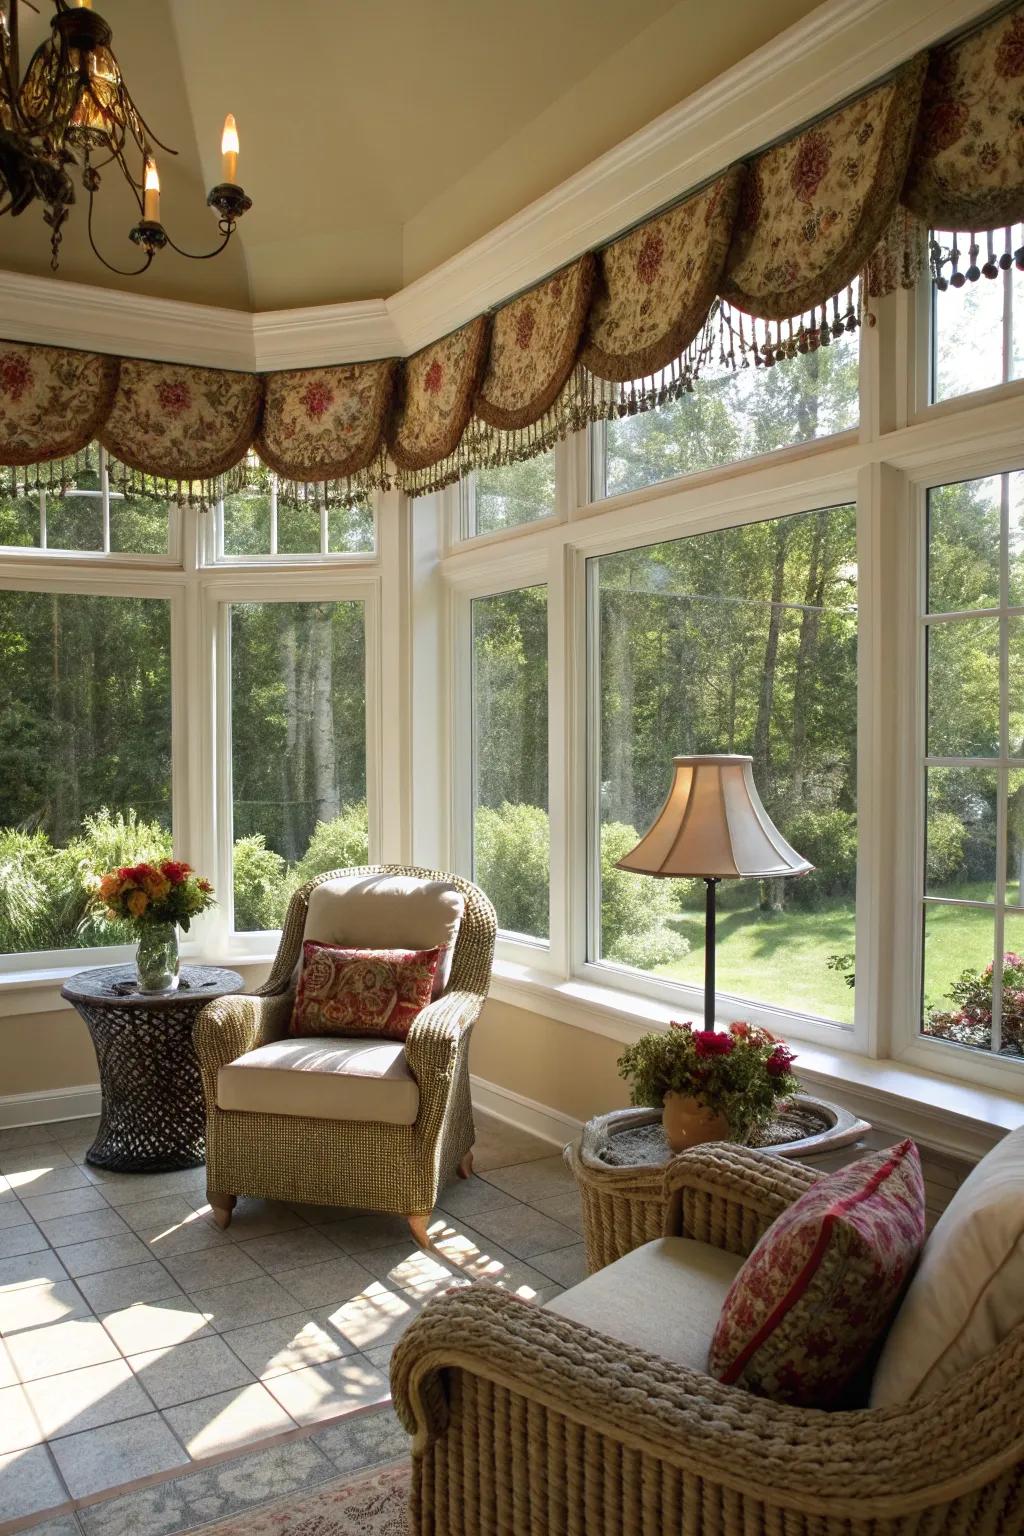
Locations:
216;1037;420;1125
545;1236;743;1371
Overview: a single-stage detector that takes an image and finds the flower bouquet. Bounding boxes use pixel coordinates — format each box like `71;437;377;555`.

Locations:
91;860;216;993
617;1020;798;1151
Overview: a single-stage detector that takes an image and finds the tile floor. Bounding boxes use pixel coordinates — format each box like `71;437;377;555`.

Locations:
0;1111;584;1531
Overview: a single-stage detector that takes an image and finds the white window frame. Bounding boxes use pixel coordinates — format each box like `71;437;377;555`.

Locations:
204;478;377;567
0;446;182;564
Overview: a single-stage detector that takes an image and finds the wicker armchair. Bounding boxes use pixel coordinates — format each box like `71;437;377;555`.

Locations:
194;865;496;1245
391;1143;1024;1535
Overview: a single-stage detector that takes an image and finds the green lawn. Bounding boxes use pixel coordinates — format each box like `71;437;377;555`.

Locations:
653;883;1004;1027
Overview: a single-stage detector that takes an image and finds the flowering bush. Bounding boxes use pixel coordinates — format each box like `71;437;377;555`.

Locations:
617;1021;799;1141
91;860;215;932
926;951;1024;1056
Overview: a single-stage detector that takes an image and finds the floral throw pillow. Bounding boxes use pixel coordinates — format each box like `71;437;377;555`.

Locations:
707;1140;925;1407
289;941;442;1042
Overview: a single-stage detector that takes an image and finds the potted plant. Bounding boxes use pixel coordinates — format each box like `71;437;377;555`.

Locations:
617;1020;799;1151
90;860;216;993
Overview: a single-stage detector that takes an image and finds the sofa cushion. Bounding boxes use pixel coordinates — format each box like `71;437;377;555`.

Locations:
303;874;464;998
708;1140;926;1408
216;1037;420;1125
289;940;440;1041
871;1123;1024;1407
546;1237;743;1371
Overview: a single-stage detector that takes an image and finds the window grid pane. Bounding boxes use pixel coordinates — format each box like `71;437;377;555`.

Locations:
464;453;556;539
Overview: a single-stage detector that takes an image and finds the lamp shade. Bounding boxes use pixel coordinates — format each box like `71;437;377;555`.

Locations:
615;754;813;879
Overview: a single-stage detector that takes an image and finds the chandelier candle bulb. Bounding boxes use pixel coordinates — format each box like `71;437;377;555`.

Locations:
142;156;160;221
221;114;239;184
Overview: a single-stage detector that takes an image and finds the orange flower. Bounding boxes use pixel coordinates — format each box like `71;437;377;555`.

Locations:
142;871;171;900
97;872;121;901
127;890;149;918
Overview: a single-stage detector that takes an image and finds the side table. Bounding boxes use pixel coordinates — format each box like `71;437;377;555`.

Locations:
61;965;243;1173
567;1097;871;1273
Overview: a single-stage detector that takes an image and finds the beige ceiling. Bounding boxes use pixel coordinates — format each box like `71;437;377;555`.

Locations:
0;0;822;312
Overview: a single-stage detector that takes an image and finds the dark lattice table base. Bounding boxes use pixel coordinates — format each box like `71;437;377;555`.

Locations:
61;965;243;1174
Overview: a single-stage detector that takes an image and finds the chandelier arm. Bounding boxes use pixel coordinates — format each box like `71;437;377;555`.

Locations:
85;181;153;276
160;225;235;262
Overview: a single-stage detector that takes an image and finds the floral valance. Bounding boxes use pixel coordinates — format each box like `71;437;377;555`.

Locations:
3;4;1024;503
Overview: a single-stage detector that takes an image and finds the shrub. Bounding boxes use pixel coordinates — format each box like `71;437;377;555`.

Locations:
600;821;690;969
474;802;550;936
925;810;967;886
0;828;74;952
780;807;857;908
67;810;172;945
927;950;1024;1056
232;834;290;931
292;803;370;886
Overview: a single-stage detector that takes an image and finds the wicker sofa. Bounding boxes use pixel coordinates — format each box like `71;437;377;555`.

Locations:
391;1141;1024;1535
194;865;496;1245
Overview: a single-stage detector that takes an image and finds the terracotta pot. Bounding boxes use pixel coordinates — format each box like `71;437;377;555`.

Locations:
662;1091;730;1153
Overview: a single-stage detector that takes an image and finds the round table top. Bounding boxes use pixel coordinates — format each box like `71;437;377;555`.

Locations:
60;964;243;1009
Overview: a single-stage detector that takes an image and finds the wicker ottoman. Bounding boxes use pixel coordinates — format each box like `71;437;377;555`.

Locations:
567;1097;870;1272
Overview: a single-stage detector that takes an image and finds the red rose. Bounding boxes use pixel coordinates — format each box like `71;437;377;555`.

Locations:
766;1044;795;1077
160;860;192;885
120;862;156;884
694;1029;734;1057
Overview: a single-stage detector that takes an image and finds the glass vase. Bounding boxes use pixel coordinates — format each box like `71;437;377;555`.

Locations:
135;922;180;994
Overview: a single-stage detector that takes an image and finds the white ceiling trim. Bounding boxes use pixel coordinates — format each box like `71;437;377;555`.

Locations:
0;0;994;373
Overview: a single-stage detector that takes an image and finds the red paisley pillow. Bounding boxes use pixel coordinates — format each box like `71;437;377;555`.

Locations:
289;941;441;1042
708;1140;925;1408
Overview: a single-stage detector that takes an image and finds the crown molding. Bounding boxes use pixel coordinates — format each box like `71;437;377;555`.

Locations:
0;0;995;373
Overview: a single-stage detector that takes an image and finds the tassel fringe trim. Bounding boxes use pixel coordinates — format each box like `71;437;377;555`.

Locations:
930;224;1024;289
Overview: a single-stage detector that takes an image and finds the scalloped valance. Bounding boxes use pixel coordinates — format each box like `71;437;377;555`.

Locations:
2;3;1022;505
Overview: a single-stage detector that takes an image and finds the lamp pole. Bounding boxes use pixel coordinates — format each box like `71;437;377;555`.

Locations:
704;877;720;1032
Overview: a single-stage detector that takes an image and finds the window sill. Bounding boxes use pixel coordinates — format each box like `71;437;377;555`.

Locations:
0;953;275;1018
488;960;1024;1162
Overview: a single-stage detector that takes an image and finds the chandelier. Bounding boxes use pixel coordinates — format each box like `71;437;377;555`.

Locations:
0;0;251;275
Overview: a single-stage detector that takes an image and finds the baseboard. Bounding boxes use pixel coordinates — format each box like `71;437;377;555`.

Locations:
0;1084;101;1129
470;1074;582;1148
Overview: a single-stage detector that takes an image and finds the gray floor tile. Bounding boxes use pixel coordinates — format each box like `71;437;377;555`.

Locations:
56;1233;153;1280
100;1296;213;1354
219;1199;305;1242
22;1188;110;1223
466;1203;580;1259
0;1126;59;1153
0;1339;15;1388
38;1209;130;1249
529;1191;585;1232
48;1119;100;1142
0;1220;49;1258
235;1227;343;1275
84;1169;209;1209
435;1174;524;1220
162;1382;295;1459
311;1403;409;1472
0;1381;43;1452
219;1309;357;1379
11;1514;81;1536
312;1212;412;1254
477;1153;575;1203
163;1245;262;1294
274;1255;377;1311
50;1413;187;1498
0;1148;74;1177
347;1239;453;1291
0;1251;70;1293
78;1262;184;1317
127;1335;257;1409
263;1353;389;1425
323;1284;424;1355
0;1444;68;1523
187;1275;299;1334
471;1117;557;1172
3;1166;93;1199
6;1317;121;1383
529;1242;589;1287
119;1196;220;1248
25;1360;153;1439
0;1279;93;1335
0;1201;35;1231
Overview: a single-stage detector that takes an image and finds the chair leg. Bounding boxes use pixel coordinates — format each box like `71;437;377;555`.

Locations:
457;1150;474;1179
406;1212;432;1248
209;1193;236;1230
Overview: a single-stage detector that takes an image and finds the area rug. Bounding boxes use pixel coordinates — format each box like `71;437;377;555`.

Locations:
187;1462;409;1536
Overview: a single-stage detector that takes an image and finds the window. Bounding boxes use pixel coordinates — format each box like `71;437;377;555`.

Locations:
589;505;858;1023
470;585;549;939
0;589;172;956
462;451;556;538
229;599;368;931
0;448;173;556
593;332;859;501
921;470;1024;1059
218;484;374;560
931;230;1024;404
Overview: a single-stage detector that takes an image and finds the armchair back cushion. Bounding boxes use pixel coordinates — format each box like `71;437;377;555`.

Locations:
302;874;464;998
708;1139;925;1407
871;1123;1024;1407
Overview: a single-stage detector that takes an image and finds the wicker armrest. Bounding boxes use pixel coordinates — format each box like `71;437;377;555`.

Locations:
663;1141;821;1255
404;990;483;1081
391;1286;1024;1520
193;989;293;1080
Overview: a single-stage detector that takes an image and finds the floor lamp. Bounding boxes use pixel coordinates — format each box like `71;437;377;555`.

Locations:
615;754;812;1032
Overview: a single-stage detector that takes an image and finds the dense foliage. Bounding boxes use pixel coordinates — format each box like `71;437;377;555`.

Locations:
618;1020;799;1142
926;951;1024;1056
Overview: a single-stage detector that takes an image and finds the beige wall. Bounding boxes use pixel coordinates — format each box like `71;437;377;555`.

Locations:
3;1008;98;1098
471;998;625;1123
